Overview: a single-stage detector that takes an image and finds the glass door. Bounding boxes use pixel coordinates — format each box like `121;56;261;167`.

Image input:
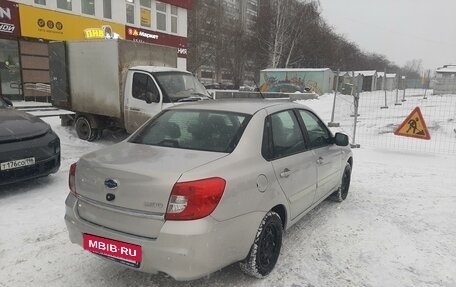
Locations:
0;39;22;99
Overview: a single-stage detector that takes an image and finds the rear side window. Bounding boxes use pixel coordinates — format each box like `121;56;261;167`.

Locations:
130;110;251;153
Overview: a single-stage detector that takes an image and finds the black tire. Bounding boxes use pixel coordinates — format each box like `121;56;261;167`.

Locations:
75;116;94;141
240;211;283;278
330;162;352;202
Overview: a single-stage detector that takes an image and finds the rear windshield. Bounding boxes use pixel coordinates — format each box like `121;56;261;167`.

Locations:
130;109;251;153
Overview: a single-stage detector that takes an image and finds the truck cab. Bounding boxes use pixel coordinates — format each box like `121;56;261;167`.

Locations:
123;67;210;133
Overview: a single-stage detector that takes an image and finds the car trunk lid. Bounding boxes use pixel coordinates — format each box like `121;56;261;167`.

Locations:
75;142;226;238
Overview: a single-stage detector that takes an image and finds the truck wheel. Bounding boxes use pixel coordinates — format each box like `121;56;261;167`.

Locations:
75;116;94;141
239;211;283;278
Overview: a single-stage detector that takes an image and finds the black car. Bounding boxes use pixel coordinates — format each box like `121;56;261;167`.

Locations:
0;97;60;185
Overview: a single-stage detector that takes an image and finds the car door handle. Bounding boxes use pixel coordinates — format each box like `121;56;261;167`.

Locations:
280;168;293;178
316;157;324;165
130;107;140;111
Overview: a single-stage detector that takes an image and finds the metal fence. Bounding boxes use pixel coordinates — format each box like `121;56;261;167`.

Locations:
329;88;456;154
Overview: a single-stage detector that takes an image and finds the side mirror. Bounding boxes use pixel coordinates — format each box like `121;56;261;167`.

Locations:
334;132;349;146
2;97;13;107
145;92;159;104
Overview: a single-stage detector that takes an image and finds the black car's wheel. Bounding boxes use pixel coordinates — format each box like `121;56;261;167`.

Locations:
240;211;282;278
330;162;352;202
75;116;94;141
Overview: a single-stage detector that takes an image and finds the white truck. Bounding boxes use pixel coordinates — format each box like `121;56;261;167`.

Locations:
50;40;209;141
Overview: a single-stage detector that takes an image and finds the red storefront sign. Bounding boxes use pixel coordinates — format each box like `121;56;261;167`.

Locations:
125;26;187;58
0;0;20;37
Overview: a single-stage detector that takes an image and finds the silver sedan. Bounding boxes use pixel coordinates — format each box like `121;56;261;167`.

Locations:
65;100;353;280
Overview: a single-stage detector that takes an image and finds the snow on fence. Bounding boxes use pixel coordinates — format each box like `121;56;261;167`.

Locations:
330;89;456;154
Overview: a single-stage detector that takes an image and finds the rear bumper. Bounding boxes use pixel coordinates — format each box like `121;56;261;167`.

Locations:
64;193;263;281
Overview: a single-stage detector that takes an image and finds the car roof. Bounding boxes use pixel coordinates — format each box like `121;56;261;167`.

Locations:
168;99;310;115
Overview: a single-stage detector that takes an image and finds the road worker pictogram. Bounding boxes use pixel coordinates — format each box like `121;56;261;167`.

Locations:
394;107;430;140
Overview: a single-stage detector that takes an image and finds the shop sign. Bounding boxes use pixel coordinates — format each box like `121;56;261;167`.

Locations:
125;26;187;58
19;4;125;41
84;26;120;40
0;0;20;37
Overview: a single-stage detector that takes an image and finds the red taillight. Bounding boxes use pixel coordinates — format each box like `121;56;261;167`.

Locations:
165;177;226;221
69;162;77;195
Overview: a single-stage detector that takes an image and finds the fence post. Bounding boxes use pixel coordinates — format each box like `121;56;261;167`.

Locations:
351;81;360;148
402;76;407;102
381;68;388;109
350;71;361;117
395;74;402;105
423;70;430;99
328;69;340;127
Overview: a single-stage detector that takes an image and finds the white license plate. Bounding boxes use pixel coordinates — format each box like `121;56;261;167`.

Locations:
0;157;36;171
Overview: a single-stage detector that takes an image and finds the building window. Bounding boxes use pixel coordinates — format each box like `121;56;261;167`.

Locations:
57;0;72;10
81;0;95;15
103;0;112;19
156;2;167;31
34;0;46;5
140;0;151;27
126;1;135;24
171;5;178;33
140;0;151;6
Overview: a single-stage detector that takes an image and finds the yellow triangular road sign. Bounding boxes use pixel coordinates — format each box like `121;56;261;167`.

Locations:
394;107;430;140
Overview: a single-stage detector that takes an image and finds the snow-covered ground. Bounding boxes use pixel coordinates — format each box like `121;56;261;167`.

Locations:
1;92;455;287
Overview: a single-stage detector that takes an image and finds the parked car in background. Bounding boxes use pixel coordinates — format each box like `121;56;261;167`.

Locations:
0;97;60;185
64;100;352;281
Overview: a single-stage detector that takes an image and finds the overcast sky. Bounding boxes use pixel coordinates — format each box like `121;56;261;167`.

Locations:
317;0;456;71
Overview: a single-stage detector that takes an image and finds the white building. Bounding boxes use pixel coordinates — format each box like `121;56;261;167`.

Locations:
377;72;397;91
434;65;456;94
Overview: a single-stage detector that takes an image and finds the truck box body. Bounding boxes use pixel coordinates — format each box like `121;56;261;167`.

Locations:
49;40;177;119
